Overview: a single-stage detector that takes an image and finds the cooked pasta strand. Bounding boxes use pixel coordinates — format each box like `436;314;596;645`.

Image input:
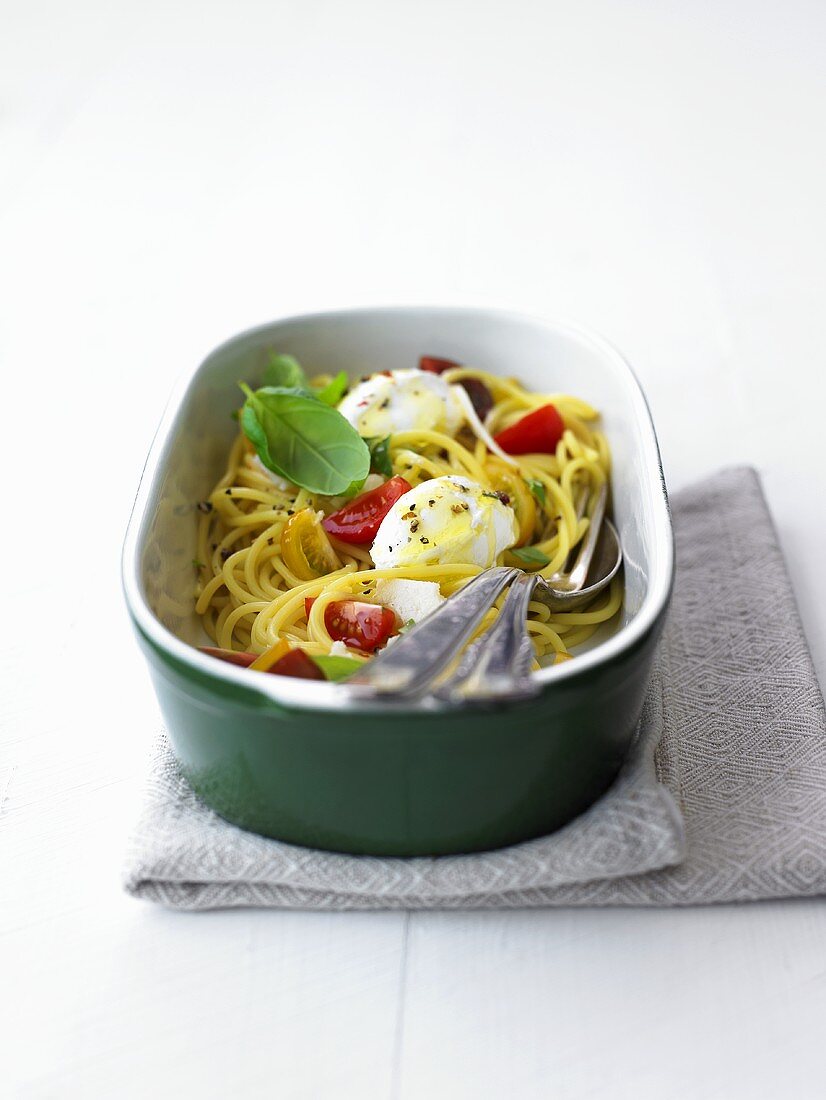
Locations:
194;367;621;662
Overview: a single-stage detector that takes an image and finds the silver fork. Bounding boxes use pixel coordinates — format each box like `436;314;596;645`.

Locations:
434;482;619;702
347;566;520;699
348;481;621;703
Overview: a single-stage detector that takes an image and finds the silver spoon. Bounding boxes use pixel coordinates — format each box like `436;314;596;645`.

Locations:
537;481;610;610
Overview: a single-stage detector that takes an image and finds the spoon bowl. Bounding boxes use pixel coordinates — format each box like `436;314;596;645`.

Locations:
533;517;623;612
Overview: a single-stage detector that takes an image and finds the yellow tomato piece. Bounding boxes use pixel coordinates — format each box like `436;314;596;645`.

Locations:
280;508;342;581
486;458;537;547
249;638;291;671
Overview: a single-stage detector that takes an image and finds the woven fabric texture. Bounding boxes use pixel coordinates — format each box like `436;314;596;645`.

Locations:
124;467;826;910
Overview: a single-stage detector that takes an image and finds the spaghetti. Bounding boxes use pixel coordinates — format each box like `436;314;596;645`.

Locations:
194;363;622;674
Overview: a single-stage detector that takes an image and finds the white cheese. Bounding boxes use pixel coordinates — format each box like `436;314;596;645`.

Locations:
337;369;463;438
374;578;445;625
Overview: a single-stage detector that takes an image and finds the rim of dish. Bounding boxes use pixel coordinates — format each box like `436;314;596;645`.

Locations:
122;305;674;714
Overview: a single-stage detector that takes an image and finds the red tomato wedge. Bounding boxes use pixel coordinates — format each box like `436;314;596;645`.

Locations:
324;600;397;652
270;648;326;679
201;644;325;679
419;355;459;374
322;476;412;544
200;647;257;668
493;404;565;455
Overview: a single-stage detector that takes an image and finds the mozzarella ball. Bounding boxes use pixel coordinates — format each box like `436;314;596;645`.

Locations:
337;369;463;438
371;475;518;569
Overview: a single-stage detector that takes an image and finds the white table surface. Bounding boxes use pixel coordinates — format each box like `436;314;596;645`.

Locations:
2;1;826;1096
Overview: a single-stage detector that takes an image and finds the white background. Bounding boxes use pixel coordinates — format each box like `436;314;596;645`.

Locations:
2;1;826;1097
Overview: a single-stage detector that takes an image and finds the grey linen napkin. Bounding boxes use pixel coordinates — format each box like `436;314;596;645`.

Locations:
124;467;826;910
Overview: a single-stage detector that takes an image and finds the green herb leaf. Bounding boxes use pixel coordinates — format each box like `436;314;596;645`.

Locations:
363;435;393;477
398;619;416;634
339;476;367;500
511;546;551;567
526;478;547;507
314;370;349;406
240;384;370;495
311;654;364;681
191;558;205;569
263;352;306;389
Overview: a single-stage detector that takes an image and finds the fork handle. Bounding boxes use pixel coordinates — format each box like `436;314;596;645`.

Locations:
434;572;542;703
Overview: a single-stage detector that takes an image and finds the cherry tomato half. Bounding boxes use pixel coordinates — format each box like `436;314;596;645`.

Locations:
199;647;257;668
493;404;564;455
281;509;342;580
324;600;397;652
200;644;325;680
322;476;412;544
270;648;326;679
419;355;459;373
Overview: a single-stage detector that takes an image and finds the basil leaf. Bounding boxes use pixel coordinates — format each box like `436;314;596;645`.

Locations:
363;435;393;477
340;477;367;500
240;384;370;495
263;352;306;389
311;654;363;681
314;370;349;406
511;546;551;567
526;478;546;507
240;399;289;478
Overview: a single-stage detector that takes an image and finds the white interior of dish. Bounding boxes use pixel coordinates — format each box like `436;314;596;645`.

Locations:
123;307;673;711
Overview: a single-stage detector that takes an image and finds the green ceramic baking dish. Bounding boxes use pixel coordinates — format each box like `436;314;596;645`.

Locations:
122;307;673;856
